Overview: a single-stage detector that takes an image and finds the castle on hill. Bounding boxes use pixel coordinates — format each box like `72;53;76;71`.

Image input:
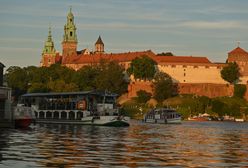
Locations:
40;8;248;89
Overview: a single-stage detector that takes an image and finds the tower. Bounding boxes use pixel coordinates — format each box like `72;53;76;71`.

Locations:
62;7;78;57
40;26;57;67
95;36;104;54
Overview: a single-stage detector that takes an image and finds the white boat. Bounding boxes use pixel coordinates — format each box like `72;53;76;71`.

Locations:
144;108;181;124
235;118;245;122
19;91;130;127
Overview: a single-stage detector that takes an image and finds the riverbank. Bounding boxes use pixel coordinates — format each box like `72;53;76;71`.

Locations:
120;94;248;121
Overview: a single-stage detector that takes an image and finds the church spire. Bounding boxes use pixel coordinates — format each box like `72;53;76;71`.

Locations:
43;26;56;54
63;7;77;42
95;35;104;54
62;7;78;57
41;26;57;67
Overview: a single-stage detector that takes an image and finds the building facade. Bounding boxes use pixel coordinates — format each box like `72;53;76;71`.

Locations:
0;62;13;127
40;9;248;87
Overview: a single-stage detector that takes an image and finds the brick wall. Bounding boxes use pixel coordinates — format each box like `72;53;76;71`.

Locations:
128;81;153;98
177;83;233;98
127;81;235;98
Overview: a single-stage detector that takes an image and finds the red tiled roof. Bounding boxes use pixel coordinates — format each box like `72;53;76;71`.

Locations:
228;47;248;56
63;50;156;64
153;56;211;64
62;50;212;65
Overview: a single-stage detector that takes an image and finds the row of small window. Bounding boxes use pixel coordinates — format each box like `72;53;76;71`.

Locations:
161;65;221;69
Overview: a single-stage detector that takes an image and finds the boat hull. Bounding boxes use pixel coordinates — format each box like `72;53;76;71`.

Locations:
15;118;32;128
144;117;181;124
36;116;130;127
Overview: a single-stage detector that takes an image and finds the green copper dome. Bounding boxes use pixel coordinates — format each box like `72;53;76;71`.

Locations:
42;26;56;54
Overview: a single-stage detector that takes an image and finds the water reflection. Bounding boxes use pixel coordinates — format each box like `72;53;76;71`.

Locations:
0;121;247;167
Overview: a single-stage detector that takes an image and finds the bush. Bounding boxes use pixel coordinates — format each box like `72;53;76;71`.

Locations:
136;90;152;103
212;100;226;116
234;84;246;98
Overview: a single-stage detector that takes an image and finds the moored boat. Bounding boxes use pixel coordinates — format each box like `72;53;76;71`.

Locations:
14;104;35;128
19;91;130;127
144;108;181;124
235;118;245;122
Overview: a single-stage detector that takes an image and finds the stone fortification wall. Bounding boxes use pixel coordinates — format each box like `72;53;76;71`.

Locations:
127;81;234;98
177;83;233;98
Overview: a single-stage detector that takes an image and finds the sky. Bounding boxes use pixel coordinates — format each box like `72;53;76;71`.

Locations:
0;0;248;70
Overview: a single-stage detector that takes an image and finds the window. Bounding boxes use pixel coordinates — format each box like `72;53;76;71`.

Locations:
184;73;186;76
70;31;73;36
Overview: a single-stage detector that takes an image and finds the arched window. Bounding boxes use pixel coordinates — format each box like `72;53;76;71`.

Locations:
70;31;72;36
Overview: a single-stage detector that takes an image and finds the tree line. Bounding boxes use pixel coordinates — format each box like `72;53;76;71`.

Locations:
5;60;128;100
5;55;245;104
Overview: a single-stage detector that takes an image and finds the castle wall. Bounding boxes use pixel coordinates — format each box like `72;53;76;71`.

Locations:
157;63;227;84
127;81;234;98
128;81;153;98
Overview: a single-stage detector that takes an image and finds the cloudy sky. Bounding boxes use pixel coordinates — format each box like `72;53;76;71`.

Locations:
0;0;248;69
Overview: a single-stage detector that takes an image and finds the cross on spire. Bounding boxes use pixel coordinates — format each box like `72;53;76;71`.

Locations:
237;41;240;47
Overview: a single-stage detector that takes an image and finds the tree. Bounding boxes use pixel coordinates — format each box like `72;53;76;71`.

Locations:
157;52;174;56
153;72;174;102
234;84;246;98
75;65;100;91
221;62;239;84
211;100;226;116
5;66;29;99
95;60;128;95
136;90;152;103
127;55;157;80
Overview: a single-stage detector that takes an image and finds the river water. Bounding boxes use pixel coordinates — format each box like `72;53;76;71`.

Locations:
0;121;247;168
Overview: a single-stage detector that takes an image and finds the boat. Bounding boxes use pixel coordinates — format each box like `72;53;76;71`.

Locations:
235;118;245;122
143;108;181;124
19;91;130;127
14;104;35;128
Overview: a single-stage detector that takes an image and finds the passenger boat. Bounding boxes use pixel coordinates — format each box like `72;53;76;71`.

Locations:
19;91;130;127
14;104;35;128
144;108;181;124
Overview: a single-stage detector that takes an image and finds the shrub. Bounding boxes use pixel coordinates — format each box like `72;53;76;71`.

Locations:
234;84;246;98
136;90;152;103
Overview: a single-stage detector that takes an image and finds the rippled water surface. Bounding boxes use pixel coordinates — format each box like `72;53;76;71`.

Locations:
0;121;248;168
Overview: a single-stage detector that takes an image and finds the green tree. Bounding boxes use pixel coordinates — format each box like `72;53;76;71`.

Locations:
5;66;28;99
136;90;152;103
211;100;226;116
127;55;157;80
221;62;239;84
75;65;99;91
95;60;128;95
157;52;174;56
153;72;174;102
234;84;246;98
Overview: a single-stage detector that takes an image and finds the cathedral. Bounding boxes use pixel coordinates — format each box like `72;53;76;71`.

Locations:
40;8;248;87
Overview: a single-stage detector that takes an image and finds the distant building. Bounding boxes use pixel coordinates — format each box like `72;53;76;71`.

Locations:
0;62;13;128
40;8;248;86
228;46;248;84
